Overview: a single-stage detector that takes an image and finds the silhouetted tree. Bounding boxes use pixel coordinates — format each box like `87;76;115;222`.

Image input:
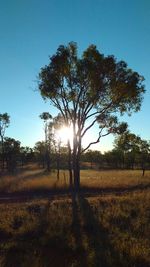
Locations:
82;150;102;169
137;139;150;175
20;146;34;166
39;112;52;171
103;149;124;169
38;42;145;192
114;131;140;168
0;113;10;172
4;137;20;173
34;141;47;168
114;132;150;173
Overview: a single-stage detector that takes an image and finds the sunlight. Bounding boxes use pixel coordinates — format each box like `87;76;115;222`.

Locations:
56;126;73;145
55;124;109;152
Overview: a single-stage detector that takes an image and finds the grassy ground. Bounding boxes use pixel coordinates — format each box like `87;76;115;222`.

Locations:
0;165;150;267
0;164;150;194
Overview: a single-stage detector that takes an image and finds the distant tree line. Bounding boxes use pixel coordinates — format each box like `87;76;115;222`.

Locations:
1;111;149;176
34;118;150;176
34;142;150;177
0;113;34;174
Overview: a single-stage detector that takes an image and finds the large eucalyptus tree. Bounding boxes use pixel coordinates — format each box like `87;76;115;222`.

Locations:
38;42;145;191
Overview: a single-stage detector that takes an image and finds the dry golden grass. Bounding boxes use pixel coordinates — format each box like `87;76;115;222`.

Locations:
0;189;149;267
81;169;150;189
0;165;149;266
0;164;150;193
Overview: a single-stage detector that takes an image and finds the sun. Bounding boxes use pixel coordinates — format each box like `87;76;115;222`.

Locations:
56;126;73;145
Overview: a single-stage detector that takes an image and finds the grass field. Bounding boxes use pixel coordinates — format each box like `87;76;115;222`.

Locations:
0;164;150;194
0;165;150;267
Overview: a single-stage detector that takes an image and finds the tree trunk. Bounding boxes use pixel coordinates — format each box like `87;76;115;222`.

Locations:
57;150;60;181
74;154;80;191
68;140;73;187
1;136;4;172
46;149;50;172
142;168;145;176
57;157;60;180
73;130;81;193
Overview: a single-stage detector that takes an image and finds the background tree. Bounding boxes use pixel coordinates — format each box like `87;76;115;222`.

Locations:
20;146;34;167
0;113;10;172
82;150;102;169
114;131;140;169
4;137;20;173
39;112;52;171
104;149;124;169
34;141;46;168
136;139;150;175
38;42;145;191
114;132;150;173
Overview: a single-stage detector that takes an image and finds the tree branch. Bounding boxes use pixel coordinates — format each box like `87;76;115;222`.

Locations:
81;118;98;138
81;132;101;153
53;98;66;120
81;126;111;153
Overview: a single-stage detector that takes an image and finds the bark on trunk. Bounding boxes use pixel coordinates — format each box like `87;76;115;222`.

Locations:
68;141;73;187
57;155;60;180
73;128;81;193
1;136;4;172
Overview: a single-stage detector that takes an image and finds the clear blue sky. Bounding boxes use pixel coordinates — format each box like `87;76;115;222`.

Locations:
0;0;149;152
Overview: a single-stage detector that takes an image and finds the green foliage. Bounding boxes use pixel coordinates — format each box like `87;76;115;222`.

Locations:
0;113;10;138
114;132;150;170
39;42;145;122
39;112;52;122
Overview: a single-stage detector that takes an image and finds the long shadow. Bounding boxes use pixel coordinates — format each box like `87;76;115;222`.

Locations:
71;192;88;266
80;183;150;196
1;193;150;267
19;169;46;180
0;182;150;204
78;194;125;267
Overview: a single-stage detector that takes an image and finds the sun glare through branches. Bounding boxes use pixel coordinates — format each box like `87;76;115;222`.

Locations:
56;126;73;145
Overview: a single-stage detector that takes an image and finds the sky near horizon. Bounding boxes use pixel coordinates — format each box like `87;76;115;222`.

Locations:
0;0;149;152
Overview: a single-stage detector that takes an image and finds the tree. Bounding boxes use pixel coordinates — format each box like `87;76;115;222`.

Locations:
0;113;10;172
82;150;102;169
34;141;46;168
39;112;52;171
137;139;150;175
38;42;145;191
104;149;124;169
114;132;150;173
20;146;34;166
4;137;20;173
114;131;140;169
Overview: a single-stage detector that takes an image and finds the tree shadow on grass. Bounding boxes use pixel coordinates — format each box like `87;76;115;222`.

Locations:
78;194;150;267
71;193;88;267
1;192;150;267
78;194;125;267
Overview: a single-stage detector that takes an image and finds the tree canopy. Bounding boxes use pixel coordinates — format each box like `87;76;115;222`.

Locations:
0;113;10;139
